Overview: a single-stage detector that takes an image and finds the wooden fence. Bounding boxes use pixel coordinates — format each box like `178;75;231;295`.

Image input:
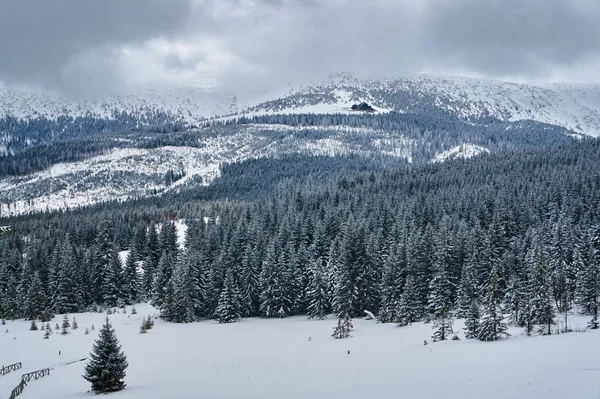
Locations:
8;380;26;399
21;368;50;383
0;362;22;376
7;368;50;399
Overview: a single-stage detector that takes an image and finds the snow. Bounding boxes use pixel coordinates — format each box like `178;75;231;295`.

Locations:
0;86;240;124
0;305;598;399
0;126;414;216
432;144;490;163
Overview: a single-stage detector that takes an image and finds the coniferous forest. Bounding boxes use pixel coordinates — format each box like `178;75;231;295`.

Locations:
1;132;600;341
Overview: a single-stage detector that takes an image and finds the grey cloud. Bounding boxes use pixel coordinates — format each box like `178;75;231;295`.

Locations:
1;0;599;96
0;0;191;95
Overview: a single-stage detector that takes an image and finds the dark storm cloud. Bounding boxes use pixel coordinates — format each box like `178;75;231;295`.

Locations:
0;0;191;94
1;0;599;96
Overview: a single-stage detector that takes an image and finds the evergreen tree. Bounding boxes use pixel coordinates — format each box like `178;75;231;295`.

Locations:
477;266;509;341
396;274;421;326
25;272;47;320
332;315;353;339
215;269;242;323
428;248;454;342
526;231;555;335
577;227;600;329
306;256;329;320
103;248;123;308
169;253;203;323
122;246;142;305
83;317;128;394
463;299;480;339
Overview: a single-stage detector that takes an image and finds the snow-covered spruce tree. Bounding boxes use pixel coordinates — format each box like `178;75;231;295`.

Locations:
378;246;403;323
504;275;527;327
332;315;353;339
215;269;242;323
259;241;292;318
428;249;454;342
455;253;479;319
396;274;421;326
526;230;555;335
478;266;509;341
151;252;175;309
83;317;128;394
306;256;329;320
463;299;480;339
576;228;600;329
169;253;203;323
25;271;47;320
122;245;142;305
103;248;124;308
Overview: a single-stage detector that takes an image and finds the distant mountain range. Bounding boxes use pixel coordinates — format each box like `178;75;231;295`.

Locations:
2;73;599;136
1;73;597;216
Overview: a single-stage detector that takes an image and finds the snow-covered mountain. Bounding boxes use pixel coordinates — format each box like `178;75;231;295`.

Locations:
2;74;599;136
235;74;600;137
0;86;240;123
2;73;597;216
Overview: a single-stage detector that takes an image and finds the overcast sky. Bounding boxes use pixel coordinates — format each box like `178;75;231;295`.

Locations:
1;0;599;97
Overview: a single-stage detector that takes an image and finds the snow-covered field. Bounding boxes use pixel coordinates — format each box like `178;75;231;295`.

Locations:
1;304;598;399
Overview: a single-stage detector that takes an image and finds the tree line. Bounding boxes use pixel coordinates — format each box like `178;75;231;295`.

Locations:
1;139;599;341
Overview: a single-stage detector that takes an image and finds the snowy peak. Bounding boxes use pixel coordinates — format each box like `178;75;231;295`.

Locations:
0;87;240;122
237;74;600;137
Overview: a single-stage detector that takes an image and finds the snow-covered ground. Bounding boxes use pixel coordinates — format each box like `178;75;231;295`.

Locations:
432;144;490;163
0;304;598;399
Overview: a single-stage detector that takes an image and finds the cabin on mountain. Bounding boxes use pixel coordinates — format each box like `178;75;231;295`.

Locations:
351;102;375;112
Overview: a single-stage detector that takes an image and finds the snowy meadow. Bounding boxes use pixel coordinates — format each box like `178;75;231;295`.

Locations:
1;304;599;399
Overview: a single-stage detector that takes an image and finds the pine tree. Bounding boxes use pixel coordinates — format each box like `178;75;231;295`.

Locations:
215;270;242;323
122;246;141;305
306;256;329;320
103;248;123;308
25;272;47;320
378;247;402;323
463;299;480;339
428;249;454;342
30;319;38;331
83;317;128;394
332;315;353;339
169;254;202;323
259;241;292;318
577;227;600;329
396;274;421;326
478;266;509;341
526;231;555;335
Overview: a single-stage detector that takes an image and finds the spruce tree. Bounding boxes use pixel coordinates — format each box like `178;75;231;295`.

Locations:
215;270;242;323
170;254;202;323
83;317;128;394
477;266;509;341
332;315;353;339
306;257;329;320
526;231;555;335
25;272;47;320
396;274;421;326
122;246;141;305
428;250;454;342
577;228;600;329
463;299;480;339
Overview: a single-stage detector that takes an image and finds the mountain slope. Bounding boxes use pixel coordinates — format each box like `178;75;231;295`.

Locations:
236;74;600;137
0;86;239;123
